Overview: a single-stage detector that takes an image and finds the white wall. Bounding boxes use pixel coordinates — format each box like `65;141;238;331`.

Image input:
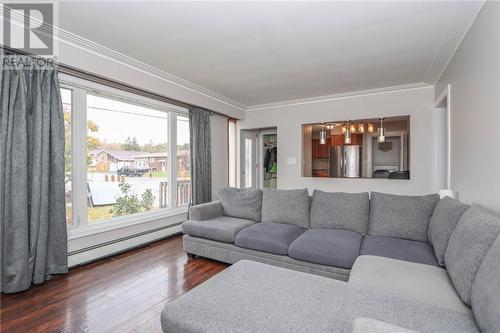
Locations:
239;86;435;195
435;2;500;215
211;114;228;199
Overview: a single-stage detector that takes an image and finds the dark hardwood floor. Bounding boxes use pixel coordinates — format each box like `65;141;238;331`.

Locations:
0;235;229;333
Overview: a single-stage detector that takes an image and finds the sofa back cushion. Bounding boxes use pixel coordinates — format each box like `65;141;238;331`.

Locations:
218;187;262;222
368;192;440;242
310;190;369;234
428;197;470;266
471;234;500;333
261;189;310;228
445;206;500;306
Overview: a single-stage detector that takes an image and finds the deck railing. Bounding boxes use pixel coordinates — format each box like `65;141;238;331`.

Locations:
159;180;191;208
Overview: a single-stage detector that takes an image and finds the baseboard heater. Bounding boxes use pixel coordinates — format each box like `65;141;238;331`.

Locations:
68;223;183;267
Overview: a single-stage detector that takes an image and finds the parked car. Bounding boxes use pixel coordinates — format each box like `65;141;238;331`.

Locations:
117;166;150;177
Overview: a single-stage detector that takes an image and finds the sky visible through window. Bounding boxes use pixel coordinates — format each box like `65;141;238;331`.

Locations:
86;94;189;145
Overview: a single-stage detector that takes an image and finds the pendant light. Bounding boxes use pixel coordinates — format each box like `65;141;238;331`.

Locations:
367;123;375;133
378;118;386;143
345;121;352;144
319;123;327;145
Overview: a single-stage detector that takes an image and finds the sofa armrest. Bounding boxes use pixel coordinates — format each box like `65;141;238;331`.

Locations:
352;317;419;333
189;201;223;221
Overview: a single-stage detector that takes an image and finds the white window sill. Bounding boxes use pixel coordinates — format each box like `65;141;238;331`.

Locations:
67;207;188;240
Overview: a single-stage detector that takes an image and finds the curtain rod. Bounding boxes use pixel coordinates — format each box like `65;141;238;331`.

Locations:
1;46;226;117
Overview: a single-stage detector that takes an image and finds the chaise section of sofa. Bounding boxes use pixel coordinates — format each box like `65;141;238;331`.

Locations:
349;255;469;314
161;260;480;333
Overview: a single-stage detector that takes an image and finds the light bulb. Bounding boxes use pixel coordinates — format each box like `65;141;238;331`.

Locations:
378;118;386;143
319;130;327;144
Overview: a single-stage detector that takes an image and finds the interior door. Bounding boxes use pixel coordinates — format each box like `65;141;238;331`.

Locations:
240;130;258;188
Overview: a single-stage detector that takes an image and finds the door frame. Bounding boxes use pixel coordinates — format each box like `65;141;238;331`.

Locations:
240;129;258;188
239;128;278;189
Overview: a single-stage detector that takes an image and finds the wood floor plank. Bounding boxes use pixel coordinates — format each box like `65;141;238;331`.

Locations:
0;235;229;333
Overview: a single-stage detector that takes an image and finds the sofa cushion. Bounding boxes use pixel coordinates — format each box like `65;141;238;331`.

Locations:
428;197;470;266
471;235;500;333
235;222;305;255
182;216;255;243
288;229;362;269
349;256;469;314
261;189;310;228
218;187;262;222
360;235;438;266
310;190;369;234
368;192;440;242
445;206;500;306
351;318;419;333
188;201;223;221
161;260;480;333
184;235;351;281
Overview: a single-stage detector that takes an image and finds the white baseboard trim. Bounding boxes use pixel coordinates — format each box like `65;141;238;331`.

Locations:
68;224;182;267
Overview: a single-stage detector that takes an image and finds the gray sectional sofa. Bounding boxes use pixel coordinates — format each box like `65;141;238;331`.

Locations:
162;188;500;333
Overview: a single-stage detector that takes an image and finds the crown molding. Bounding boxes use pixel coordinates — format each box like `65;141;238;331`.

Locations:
52;27;247;111
246;83;432;112
425;1;484;84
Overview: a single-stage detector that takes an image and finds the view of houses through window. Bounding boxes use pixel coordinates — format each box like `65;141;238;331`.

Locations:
62;83;191;228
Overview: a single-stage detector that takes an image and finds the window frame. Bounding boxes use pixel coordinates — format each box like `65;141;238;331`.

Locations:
60;74;190;237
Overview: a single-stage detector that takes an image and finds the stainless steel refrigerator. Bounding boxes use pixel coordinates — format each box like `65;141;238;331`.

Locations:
330;146;361;178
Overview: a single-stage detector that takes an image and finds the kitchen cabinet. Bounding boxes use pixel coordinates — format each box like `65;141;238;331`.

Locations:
331;134;362;146
312;138;330;159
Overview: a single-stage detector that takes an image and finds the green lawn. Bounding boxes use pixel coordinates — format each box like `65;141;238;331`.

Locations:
66;205;115;225
88;205;114;222
146;171;167;178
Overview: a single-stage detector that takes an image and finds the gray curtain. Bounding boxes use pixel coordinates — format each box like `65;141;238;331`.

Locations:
189;107;212;205
0;56;67;293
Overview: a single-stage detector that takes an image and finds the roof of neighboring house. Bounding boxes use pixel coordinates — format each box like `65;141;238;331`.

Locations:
134;152;168;159
178;149;190;157
94;149;190;161
135;150;190;159
95;150;146;161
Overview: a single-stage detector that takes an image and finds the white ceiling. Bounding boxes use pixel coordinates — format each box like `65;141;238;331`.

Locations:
58;1;483;106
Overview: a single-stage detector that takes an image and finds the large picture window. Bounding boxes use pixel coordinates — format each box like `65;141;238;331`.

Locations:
61;77;190;229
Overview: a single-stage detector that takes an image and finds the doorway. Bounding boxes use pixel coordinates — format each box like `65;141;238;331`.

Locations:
260;130;278;189
434;85;451;191
240;128;278;189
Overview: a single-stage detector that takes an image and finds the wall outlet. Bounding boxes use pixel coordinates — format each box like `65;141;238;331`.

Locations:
286;158;296;165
